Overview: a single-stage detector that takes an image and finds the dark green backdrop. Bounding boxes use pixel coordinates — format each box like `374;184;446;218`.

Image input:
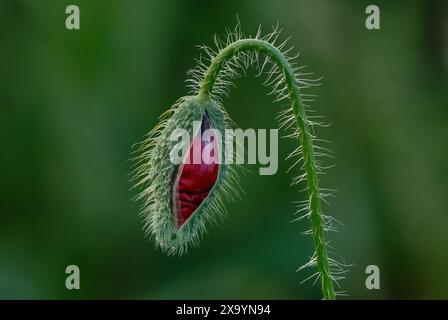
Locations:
1;0;447;299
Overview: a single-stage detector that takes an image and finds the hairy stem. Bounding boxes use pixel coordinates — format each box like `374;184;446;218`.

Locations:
197;39;335;300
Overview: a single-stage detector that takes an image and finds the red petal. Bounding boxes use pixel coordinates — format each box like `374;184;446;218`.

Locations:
173;115;219;228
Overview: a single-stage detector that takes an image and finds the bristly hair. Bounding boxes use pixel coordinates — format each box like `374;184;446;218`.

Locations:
186;20;349;292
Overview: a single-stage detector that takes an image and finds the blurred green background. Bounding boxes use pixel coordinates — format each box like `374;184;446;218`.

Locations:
1;0;447;299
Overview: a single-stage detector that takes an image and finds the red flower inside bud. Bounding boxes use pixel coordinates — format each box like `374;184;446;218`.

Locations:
173;113;219;228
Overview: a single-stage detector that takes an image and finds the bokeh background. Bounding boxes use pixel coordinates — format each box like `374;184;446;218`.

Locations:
1;0;447;299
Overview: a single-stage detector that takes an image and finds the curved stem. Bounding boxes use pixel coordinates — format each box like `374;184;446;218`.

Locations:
198;39;335;300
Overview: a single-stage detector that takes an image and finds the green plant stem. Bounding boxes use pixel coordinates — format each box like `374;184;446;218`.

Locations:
197;39;335;300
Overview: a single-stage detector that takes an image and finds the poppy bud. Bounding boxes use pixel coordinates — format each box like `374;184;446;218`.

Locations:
133;96;233;254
